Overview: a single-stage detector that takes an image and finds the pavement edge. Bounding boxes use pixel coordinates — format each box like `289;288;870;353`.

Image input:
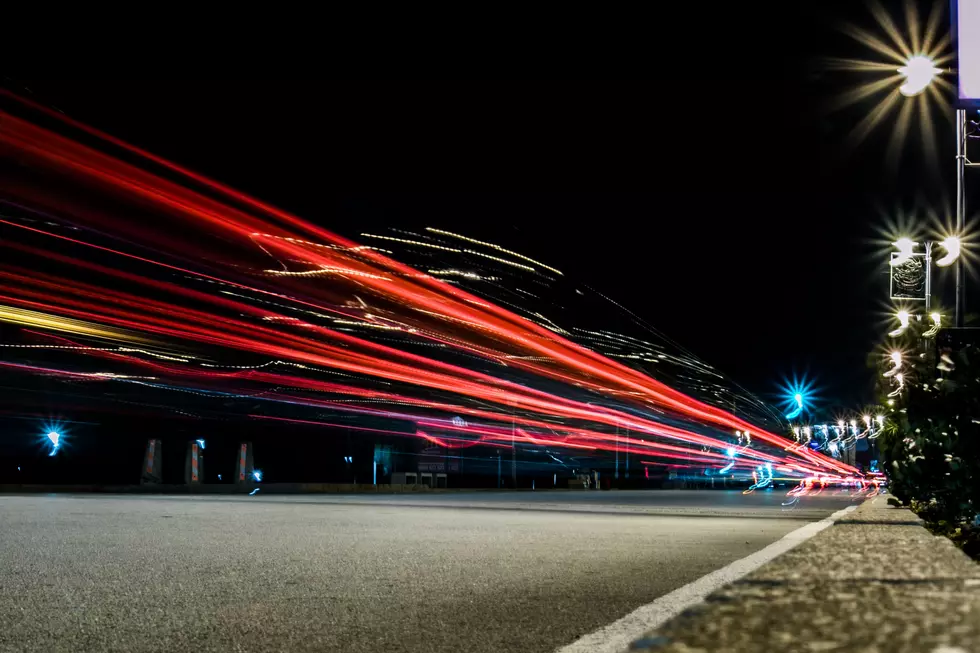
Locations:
626;495;980;652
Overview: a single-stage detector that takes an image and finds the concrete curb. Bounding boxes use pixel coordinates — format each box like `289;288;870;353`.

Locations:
627;495;980;652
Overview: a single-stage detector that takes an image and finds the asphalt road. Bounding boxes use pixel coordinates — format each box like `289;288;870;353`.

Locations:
0;490;858;653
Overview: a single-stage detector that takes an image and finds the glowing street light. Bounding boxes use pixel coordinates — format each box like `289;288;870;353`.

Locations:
839;4;967;324
883;351;903;377
784;393;804;420
936;236;961;267
888;373;905;398
888;310;911;337
46;431;61;456
890;238;918;266
897;55;942;97
896;237;965;315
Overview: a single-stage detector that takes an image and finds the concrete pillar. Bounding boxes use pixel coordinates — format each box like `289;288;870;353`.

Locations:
234;441;254;485
184;440;204;485
141;438;162;484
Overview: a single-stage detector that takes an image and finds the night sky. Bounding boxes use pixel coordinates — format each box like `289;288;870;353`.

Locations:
7;3;974;413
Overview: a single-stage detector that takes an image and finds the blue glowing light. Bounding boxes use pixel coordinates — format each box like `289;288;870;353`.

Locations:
252;469;263;482
196;439;205;450
719;461;735;474
40;422;66;456
785;394;804;420
726;447;736;458
249;488;260;496
778;375;818;421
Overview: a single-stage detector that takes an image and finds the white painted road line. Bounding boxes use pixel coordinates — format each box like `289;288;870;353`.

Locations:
554;503;859;653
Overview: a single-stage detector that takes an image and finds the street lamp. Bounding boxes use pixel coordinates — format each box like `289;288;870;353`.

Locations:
838;5;970;323
784;393;804;420
936;236;961;267
889;237;962;314
46;431;61;456
884;350;903;377
888;373;905;398
897;55;943;97
888;309;911;337
898;52;969;327
888;48;969;326
924;312;942;338
890;237;918;266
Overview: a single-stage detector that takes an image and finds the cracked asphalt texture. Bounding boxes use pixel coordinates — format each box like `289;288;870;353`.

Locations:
0;490;856;653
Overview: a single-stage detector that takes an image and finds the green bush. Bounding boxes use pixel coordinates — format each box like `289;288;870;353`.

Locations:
879;336;980;528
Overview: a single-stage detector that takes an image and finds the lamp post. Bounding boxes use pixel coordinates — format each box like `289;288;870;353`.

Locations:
889;237;960;321
895;56;970;326
956;108;967;326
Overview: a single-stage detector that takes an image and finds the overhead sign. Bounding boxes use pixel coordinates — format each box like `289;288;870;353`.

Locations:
953;0;980;107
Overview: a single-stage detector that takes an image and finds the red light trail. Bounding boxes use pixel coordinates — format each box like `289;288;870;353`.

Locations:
0;92;858;478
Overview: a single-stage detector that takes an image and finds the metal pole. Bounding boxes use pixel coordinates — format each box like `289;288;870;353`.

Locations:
511;406;517;488
956;109;967;327
925;242;933;314
614;423;619;480
624;427;629;479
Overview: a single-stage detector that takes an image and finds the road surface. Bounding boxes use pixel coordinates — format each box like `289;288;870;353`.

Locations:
0;490;858;653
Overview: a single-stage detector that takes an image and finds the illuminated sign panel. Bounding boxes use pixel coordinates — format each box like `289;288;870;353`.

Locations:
953;0;980;106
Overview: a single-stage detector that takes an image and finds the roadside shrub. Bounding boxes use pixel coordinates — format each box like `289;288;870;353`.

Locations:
879;337;980;535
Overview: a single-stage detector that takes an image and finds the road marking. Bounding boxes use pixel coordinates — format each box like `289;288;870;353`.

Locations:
554;504;859;653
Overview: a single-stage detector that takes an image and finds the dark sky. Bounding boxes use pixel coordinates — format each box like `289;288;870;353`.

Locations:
7;2;972;411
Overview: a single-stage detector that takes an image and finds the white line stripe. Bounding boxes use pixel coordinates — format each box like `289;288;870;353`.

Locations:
554;504;859;653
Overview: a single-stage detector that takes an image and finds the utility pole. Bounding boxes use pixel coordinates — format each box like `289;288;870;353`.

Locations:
956;109;967;327
614;423;619;480
511;403;517;488
924;241;933;313
624;426;629;479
